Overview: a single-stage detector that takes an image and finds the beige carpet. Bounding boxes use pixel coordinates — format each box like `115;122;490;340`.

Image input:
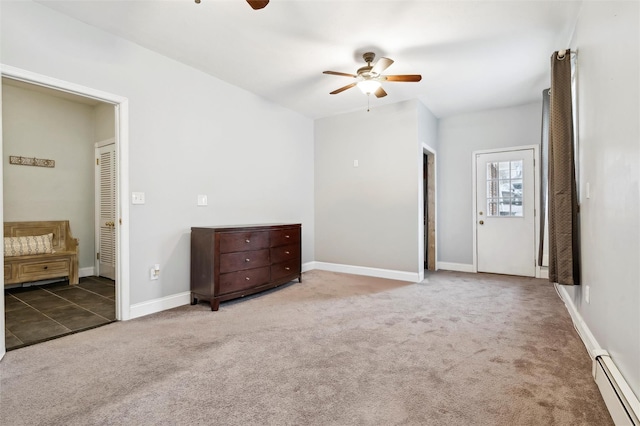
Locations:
0;270;612;425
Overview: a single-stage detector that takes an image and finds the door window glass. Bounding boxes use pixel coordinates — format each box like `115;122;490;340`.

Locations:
486;160;523;217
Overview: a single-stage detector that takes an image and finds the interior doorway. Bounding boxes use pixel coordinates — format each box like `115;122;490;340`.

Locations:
423;148;436;271
1;64;130;358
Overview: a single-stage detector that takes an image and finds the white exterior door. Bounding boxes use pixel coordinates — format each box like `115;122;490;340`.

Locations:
96;142;116;280
476;148;536;277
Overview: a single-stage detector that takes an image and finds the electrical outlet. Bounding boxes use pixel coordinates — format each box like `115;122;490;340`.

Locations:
150;264;160;280
585;285;590;304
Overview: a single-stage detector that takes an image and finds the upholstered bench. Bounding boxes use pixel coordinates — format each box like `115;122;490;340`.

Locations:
4;221;79;287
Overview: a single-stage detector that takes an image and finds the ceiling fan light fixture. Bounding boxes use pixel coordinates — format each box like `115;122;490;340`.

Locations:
357;80;381;95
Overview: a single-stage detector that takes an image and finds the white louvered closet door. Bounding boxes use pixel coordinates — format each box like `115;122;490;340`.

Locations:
98;144;116;280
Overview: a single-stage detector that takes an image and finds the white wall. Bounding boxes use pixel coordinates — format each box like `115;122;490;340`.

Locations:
2;83;96;269
437;102;542;266
314;100;422;274
0;1;315;305
568;0;639;397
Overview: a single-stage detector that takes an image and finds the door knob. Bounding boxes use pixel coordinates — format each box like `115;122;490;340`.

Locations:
479;220;484;225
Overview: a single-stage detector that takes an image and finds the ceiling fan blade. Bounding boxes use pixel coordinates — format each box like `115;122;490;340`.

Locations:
374;86;387;98
371;57;394;75
247;0;269;9
384;75;422;82
323;71;358;78
330;82;357;95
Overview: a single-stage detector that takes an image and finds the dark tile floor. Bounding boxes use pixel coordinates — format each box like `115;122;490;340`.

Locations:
5;276;115;351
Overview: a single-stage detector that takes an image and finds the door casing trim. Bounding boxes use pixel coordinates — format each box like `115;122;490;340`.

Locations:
419;142;438;282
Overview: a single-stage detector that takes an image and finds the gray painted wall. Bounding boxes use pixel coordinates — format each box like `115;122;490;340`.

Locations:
437;102;542;265
2;84;96;270
315;100;422;273
1;1;315;305
418;101;439;154
568;0;639;397
94;102;115;142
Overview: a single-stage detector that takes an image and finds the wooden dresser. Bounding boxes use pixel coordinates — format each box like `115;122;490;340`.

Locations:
190;224;301;311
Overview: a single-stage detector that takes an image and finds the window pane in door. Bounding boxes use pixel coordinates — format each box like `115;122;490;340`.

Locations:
487;200;498;216
487;163;498;180
487;181;499;198
511;160;523;178
485;158;525;218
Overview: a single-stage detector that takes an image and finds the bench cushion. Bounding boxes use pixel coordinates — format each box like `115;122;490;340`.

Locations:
4;233;55;257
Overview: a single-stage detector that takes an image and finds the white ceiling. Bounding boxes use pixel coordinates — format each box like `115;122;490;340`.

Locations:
36;0;582;119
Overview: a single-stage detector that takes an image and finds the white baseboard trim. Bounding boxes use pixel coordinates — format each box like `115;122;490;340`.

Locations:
309;261;420;282
302;261;315;273
554;283;600;357
79;267;95;278
129;291;191;320
436;262;475;273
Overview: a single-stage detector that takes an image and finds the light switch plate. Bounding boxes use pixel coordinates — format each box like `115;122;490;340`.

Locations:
132;192;145;205
197;194;208;206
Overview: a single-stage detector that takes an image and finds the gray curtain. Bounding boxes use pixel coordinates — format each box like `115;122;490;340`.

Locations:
548;50;580;285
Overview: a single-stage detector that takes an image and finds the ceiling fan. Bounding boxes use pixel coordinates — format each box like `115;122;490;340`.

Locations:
194;0;269;10
323;52;422;98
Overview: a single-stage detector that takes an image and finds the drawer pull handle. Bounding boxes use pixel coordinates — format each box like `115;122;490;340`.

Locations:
285;251;290;255
245;277;250;281
245;258;251;262
245;239;250;243
285;267;290;271
285;235;290;238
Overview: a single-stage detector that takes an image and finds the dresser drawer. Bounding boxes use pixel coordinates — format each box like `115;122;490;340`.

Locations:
18;259;70;280
219;266;270;295
270;228;301;247
220;249;270;273
271;259;300;282
270;244;300;264
220;231;269;253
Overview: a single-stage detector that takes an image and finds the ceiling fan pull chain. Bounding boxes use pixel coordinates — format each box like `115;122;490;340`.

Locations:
367;94;371;112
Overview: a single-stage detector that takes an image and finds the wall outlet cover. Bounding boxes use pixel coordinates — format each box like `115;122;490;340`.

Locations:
132;192;145;205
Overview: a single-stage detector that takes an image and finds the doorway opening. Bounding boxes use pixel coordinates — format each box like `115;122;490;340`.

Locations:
423;147;436;272
1;65;130;357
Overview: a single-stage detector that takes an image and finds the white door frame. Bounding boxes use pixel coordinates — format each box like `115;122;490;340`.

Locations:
418;142;438;282
0;64;131;359
472;144;542;278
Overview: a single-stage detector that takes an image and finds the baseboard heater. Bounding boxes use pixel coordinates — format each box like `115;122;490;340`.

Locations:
593;351;640;425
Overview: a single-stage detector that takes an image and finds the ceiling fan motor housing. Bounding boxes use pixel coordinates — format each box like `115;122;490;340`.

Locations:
362;52;376;64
